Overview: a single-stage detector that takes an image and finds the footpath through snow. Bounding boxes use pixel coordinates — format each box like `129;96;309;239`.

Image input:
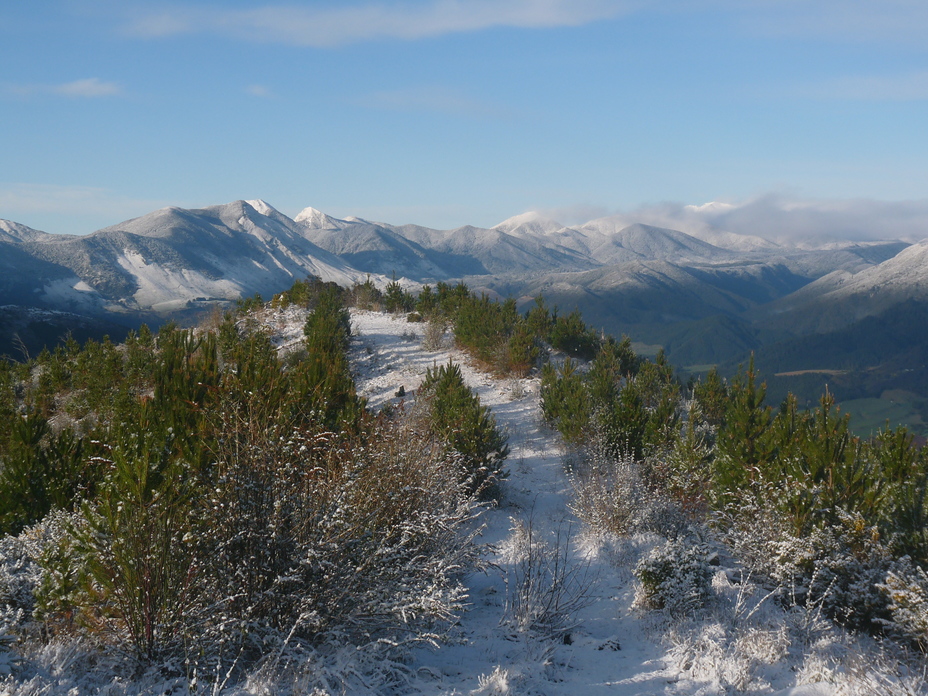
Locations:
341;310;839;696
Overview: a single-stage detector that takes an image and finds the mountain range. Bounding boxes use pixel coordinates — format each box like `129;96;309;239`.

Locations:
2;198;926;432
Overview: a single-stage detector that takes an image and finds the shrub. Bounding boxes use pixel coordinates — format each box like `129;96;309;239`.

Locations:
418;361;509;497
0;413;92;536
880;558;928;650
350;276;382;310
540;359;590;444
199;415;482;652
549;309;600;359
421;318;447;351
73;437;199;661
502;516;595;638
568;442;688;540
635;537;712;618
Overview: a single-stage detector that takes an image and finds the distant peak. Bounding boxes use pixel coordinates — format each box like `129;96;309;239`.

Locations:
493;211;564;235
295;206;342;228
245;199;278;216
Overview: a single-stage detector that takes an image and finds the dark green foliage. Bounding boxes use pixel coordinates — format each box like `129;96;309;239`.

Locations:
272;276;347;311
0;412;94;535
524;297;553;342
453;295;518;365
415;284;437;316
540;359;591;444
692;367;728;429
301;287;363;429
506;322;540;377
0;361;17;452
435;281;470;318
383;276;415;314
236;293;264;313
419;361;509;496
712;355;773;503
541;339;677;460
75;433;198;660
440;288;547;376
350;276;382;310
549;309;600;359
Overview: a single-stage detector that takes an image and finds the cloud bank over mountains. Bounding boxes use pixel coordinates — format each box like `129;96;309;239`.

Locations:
550;195;928;245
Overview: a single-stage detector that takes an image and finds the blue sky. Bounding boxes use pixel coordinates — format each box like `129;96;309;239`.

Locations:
2;0;927;236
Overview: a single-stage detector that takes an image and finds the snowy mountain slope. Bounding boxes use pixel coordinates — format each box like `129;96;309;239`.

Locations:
385;223;599;277
0;219;52;243
10;201;377;315
293;205;353;230
1;200;921;359
760;238;928;333
582;222;736;264
0;238;111;315
492;211;568;237
296;215;465;280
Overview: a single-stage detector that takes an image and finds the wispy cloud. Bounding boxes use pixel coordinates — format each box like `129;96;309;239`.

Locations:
122;0;635;47
7;78;122;99
363;86;505;117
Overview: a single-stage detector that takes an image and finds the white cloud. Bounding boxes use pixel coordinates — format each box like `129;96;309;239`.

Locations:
7;78;122;98
620;194;928;243
538;203;611;226
123;0;635;46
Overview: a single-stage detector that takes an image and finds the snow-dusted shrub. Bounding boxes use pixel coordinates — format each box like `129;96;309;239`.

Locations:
567;442;688;540
197;412;484;662
502;516;595;638
421;318;447;351
634;537;712;618
721;506;899;633
880;558;928;650
0;539;39;629
0;510;80;636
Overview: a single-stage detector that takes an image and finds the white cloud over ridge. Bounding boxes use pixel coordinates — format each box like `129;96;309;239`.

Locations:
123;0;635;46
615;194;928;244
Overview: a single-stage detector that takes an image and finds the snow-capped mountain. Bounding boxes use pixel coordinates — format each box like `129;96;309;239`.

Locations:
0;219;50;243
1;200;377;317
492;211;567;237
2;198;925;369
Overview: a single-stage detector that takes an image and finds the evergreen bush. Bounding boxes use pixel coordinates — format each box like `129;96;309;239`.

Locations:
418;361;509;497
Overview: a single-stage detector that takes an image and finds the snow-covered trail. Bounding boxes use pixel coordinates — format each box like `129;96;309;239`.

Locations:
347;311;683;695
269;307;885;695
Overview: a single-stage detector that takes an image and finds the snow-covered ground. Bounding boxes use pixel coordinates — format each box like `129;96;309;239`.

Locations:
338;310;902;696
